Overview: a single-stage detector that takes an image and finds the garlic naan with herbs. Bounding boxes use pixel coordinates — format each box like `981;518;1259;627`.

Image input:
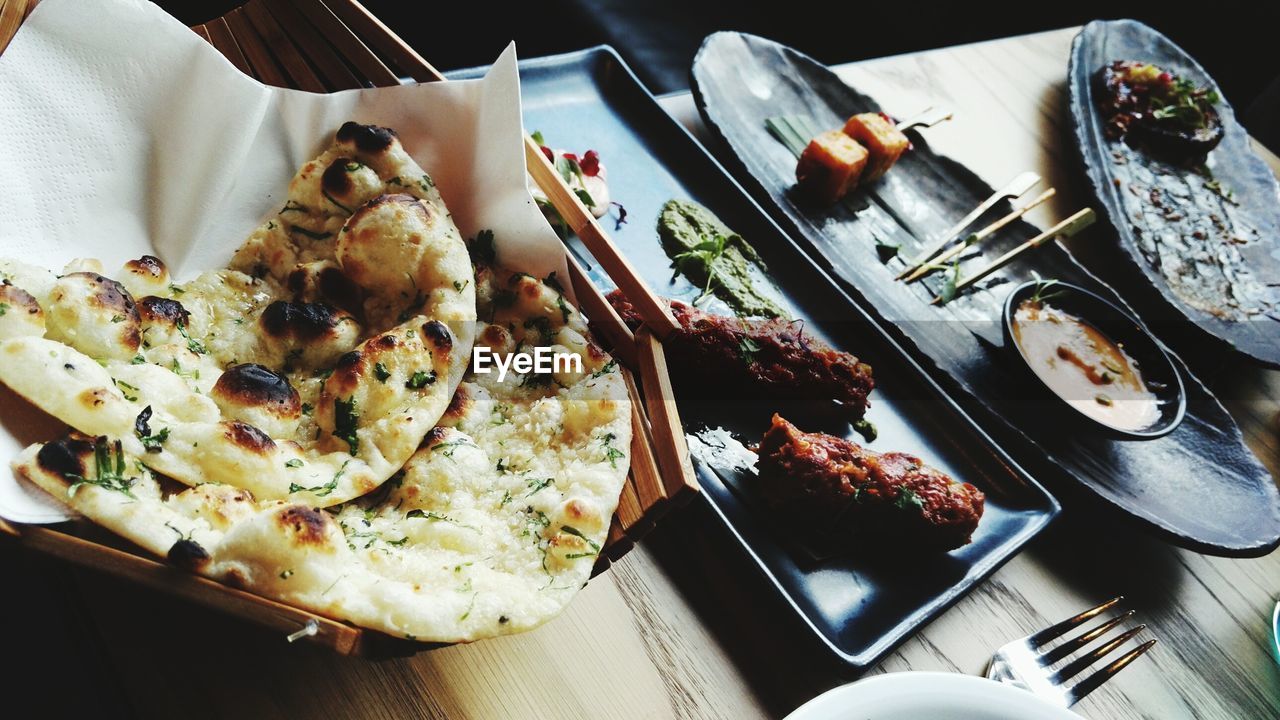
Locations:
0;122;476;506
14;262;630;642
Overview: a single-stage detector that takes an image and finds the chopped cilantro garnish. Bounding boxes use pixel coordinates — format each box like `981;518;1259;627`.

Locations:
176;320;206;355
288;459;350;497
334;396;359;454
590;360;617;379
559;525;601;557
133;406;169;453
525;477;555;496
141;427;169;453
431;438;474;458
406;370;436;389
556;294;571;323
114;379;140;402
599;432;625;469
66;437;137;499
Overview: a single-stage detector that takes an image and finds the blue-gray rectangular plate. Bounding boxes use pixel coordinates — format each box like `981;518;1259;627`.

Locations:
452;47;1058;669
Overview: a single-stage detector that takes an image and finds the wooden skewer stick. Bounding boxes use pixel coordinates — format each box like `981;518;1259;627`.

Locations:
634;327;699;500
931;208;1096;305
896;171;1041;280
903;188;1057;283
523;136;680;340
895;106;953;132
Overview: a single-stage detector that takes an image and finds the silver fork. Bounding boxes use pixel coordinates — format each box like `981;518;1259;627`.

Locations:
987;596;1157;707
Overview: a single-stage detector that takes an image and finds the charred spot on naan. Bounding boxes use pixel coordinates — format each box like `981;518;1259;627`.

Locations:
137;296;190;327
224;420;276;454
35;433;97;480
319;157;385;215
260;300;360;369
420;425;448;449
321;156;357;196
275;505;338;547
0;281;45;339
167;538;211;571
560;498;599;528
222;567;250;590
325;349;365;396
476;323;514;355
78;387;112;410
421;320;453;352
212;363;302;431
120;255;169;297
286;263;364;316
123;255;167;280
335;121;397;154
318;265;363;315
46;272;141;358
260;300;345;342
441;384;470;424
70;273;137;316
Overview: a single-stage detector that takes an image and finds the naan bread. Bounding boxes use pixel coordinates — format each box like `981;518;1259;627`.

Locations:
0;123;476;506
14;265;630;641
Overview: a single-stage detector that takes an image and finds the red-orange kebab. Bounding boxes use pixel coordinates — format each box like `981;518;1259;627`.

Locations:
757;415;985;551
606;292;874;416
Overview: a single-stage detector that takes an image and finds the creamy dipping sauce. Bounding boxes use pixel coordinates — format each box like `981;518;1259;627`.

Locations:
1012;299;1160;432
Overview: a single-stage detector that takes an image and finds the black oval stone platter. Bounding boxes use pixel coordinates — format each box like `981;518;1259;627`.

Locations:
690;31;1280;556
1068;19;1280;367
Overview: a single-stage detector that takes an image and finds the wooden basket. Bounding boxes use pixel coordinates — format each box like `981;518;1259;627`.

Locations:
0;0;698;656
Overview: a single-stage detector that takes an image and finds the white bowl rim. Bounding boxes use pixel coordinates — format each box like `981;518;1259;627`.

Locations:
784;671;1086;720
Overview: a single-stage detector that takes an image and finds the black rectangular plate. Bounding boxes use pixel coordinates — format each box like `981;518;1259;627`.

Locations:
454;48;1058;668
689;31;1280;557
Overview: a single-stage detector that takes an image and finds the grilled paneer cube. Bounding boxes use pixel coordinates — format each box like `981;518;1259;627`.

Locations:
842;113;909;182
796;130;868;204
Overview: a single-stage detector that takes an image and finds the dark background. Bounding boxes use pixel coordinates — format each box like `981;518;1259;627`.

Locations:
165;1;1280;149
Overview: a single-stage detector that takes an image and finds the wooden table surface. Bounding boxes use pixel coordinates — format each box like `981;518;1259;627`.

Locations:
8;26;1280;720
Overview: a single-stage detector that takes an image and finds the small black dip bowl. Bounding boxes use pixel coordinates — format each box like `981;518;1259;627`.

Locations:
1001;280;1186;440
